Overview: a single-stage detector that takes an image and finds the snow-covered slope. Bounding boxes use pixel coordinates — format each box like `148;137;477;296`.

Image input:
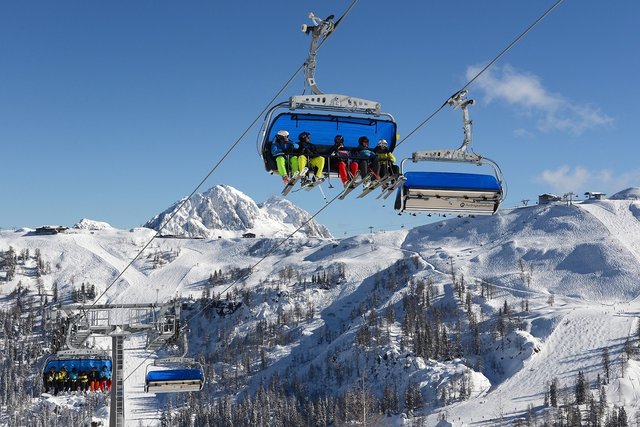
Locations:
3;192;640;425
404;201;640;303
143;184;332;239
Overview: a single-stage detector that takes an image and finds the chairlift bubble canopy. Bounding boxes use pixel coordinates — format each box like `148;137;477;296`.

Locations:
43;349;112;374
260;107;397;174
269;112;397;149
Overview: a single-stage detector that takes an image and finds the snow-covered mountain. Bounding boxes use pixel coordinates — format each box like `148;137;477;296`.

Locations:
143;184;332;239
73;218;113;230
610;187;640;200
3;188;640;425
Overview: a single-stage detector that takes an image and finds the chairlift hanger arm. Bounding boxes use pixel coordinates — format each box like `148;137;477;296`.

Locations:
301;12;335;95
292;12;382;116
410;91;479;163
446;90;475;152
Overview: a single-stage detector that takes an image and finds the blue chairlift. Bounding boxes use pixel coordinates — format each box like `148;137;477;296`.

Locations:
257;11;397;181
42;349;112;377
144;357;204;394
395;91;505;215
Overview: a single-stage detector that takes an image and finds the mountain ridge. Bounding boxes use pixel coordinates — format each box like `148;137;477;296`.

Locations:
143;184;333;239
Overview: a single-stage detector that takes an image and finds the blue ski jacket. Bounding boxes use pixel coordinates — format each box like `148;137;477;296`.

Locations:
271;139;298;157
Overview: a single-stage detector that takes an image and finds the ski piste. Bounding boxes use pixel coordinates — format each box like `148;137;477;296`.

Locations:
281;168;308;196
377;175;407;200
356;175;395;199
338;174;362;200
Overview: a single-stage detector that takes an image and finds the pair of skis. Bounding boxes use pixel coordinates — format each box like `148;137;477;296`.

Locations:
376;175;407;200
282;168;326;195
356;174;396;199
282;169;405;200
338;174;363;200
281;168;308;196
300;177;325;191
339;174;405;200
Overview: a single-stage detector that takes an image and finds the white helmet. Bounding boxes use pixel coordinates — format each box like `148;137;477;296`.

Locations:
377;139;388;148
276;129;289;138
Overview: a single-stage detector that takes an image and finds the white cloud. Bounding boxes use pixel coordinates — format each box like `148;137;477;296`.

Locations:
536;165;591;193
467;64;613;136
536;165;640;195
513;128;534;138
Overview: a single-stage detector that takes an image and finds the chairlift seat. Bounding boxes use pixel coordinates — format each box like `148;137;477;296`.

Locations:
404;171;501;191
396;171;503;215
146;369;203;382
145;368;204;393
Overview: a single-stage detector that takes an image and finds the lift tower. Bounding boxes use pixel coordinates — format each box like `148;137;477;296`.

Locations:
61;302;180;427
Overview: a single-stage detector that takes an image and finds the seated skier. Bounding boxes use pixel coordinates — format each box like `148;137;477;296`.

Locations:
374;139;400;182
354;136;380;186
271;130;299;185
296;132;325;185
330;135;358;186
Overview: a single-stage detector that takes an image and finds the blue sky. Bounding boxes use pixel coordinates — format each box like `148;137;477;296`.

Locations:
1;0;638;237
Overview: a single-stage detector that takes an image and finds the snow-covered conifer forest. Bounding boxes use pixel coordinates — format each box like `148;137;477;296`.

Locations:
2;186;640;426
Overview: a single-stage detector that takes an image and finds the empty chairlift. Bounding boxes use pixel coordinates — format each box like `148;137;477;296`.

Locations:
144;357;205;393
395;91;505;215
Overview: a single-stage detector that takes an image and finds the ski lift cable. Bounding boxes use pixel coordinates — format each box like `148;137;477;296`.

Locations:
122;190;345;384
395;0;564;150
80;0;360;317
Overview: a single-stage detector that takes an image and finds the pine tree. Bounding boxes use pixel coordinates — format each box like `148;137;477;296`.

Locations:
602;348;611;383
588;394;600;426
575;370;587;405
385;304;395;324
405;382;423;412
618;406;628;427
599;384;607;416
567;404;582;426
550;377;558;407
465;291;472;313
382;383;399;415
